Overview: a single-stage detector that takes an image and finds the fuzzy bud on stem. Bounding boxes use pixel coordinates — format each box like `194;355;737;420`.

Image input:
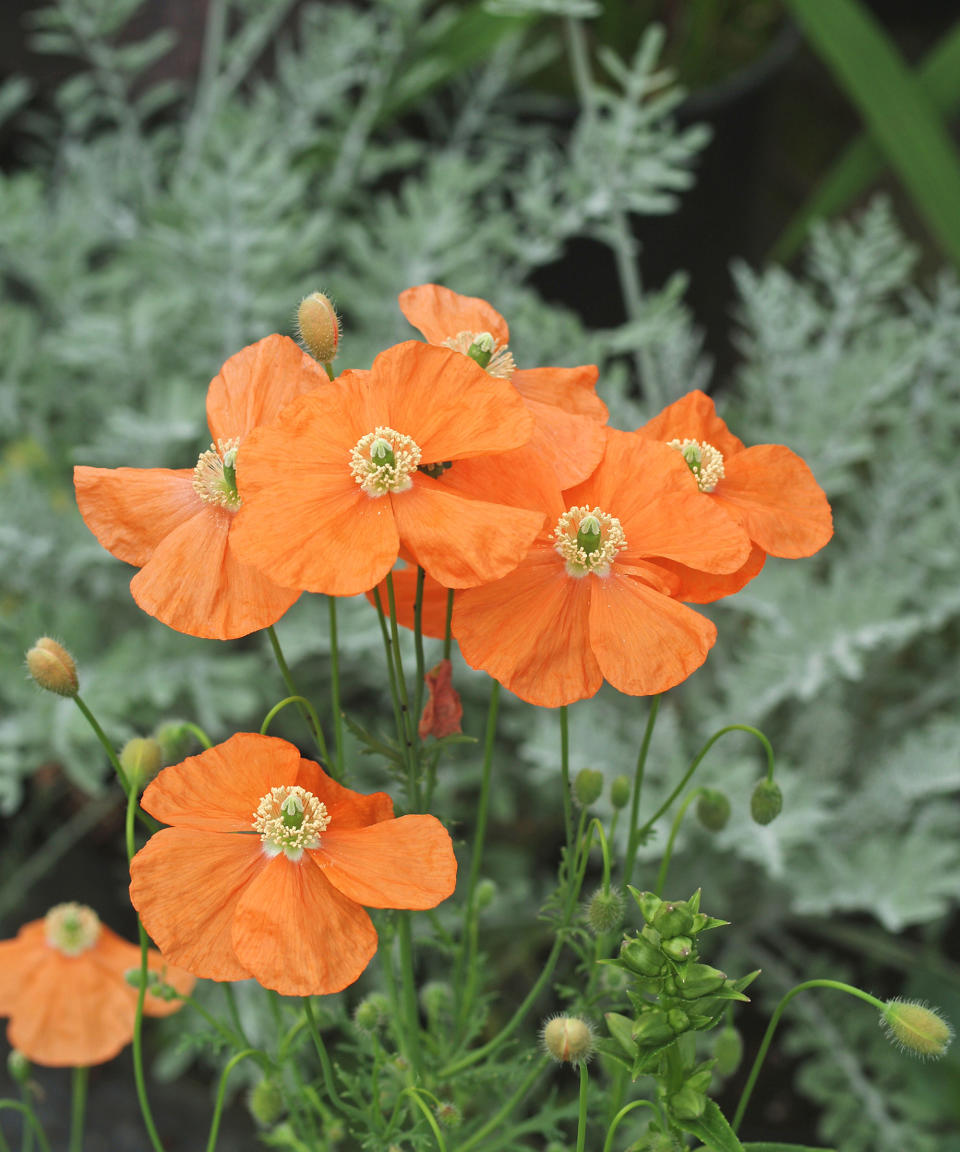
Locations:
696;788;731;831
880;998;953;1060
120;737;163;791
541;1015;595;1064
574;767;604;807
750;778;783;825
610;774;631;809
296;292;341;364
26;637;78;697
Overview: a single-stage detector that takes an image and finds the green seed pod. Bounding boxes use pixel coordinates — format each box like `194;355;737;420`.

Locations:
652;901;695;939
610;774;631;809
750;779;783;825
661;935;694;963
619;934;666;977
669;1084;707;1120
696;789;731;831
666;1008;690;1035
586;887;625;935
632;889;663;924
675;963;727;1000
714;1025;744;1076
632;1010;675;1049
574;768;604;807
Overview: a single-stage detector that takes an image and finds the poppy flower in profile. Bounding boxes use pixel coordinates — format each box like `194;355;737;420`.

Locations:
452;428;752;708
0;903;194;1067
129;733;457;997
399;284;609;488
230;341;546;598
74;335;326;639
635;390;833;602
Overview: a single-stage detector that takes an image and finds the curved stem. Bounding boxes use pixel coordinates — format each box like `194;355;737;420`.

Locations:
654;788;705;897
73;694;130;793
602;1099;659;1152
328;597;345;779
575;1062;590;1152
265;626;329;762
303;999;361;1118
205;1049;262;1152
260;696;324;746
178;722;212;750
69;1067;87;1152
623;696;661;886
733;979;885;1131
0;1104;50;1152
400;1089;446;1152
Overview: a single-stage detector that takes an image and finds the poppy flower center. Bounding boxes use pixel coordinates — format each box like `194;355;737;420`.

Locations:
350;427;422;496
45;902;101;956
668;438;725;493
442;330;516;380
553;505;627;577
253;785;330;861
194;438;242;509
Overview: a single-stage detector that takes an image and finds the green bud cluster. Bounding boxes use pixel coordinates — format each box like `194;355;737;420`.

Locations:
603;889;758;1122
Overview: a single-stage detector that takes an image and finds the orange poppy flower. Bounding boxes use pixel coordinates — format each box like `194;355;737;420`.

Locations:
74;335;326;639
452;428;752;707
229;341;546;598
399;284;609;489
635;390;833;601
129;733;457;997
0;903;194;1067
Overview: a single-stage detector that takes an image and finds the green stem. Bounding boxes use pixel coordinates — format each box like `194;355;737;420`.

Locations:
265;626;329;762
328;597;345;779
174;992;246;1050
412;567;427;738
399;1089;446;1152
623;696;661;886
178;722;212;750
576;1062;590;1152
560;705;573;856
205;1049;262;1152
222;984;248;1045
69;1067;87;1152
303;999;361;1118
456;1058;549;1152
260;695;325;752
602;1100;659;1152
442;589;455;662
0;1104;50;1152
654;788;705;896
322;362;335;381
72;694;130;793
386;573;419;806
398;913;423;1076
733;979;885;1132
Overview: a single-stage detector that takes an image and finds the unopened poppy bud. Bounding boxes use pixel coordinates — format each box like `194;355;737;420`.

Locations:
26;637;78;697
154;720;194;765
750;779;783;825
420;980;454;1021
120;737;163;790
353;991;390;1033
714;1025;744;1075
542;1015;595;1064
586;887;624;935
610;774;631;809
435;1101;462;1129
475;878;497;910
248;1078;286;1126
880;998;954;1060
296;292;341;364
696;788;731;831
7;1049;29;1084
466;332;495;369
574;767;604;807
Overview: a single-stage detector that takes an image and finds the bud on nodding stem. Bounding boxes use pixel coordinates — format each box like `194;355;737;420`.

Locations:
881;998;954;1060
120;737;163;791
248;1078;286;1126
750;778;782;825
296;292;341;365
574;768;604;807
586;886;624;935
26;637;78;697
696;788;731;831
541;1015;595;1064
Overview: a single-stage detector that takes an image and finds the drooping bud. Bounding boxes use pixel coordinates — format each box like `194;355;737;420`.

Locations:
26;637;78;697
475;878;497;910
420;981;454;1022
434;1101;463;1129
120;737;163;791
714;1025;744;1076
610;774;631;809
418;659;463;739
296;292;340;364
574;767;604;807
353;991;390;1034
248;1078;286;1126
880;998;954;1060
750;779;783;825
541;1015;595;1064
586;887;625;935
153;721;194;765
696;788;731;831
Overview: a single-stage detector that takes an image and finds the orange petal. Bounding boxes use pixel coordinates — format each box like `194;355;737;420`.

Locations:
312;814;457;909
74;466;198;567
142;733;302;831
589;572;716;696
129;829;264;982
372;342;533;461
366;564;452;640
91;925;196;1018
392;479;545;588
437;446;566;524
206;334;328;441
10;951;138;1066
294;757;395;829
512;365;608;422
712;445;834;558
453;546;602;707
232;855;378;996
398;284;509;346
129;505;300;639
651;544;766;604
0;922;44;1014
635;390;745;457
522;397;607;489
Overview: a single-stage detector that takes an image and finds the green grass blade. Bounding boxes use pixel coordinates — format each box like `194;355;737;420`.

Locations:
779;0;960;269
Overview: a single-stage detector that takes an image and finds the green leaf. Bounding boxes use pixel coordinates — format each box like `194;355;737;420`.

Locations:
781;0;960;270
678;1100;745;1152
740;1145;839;1152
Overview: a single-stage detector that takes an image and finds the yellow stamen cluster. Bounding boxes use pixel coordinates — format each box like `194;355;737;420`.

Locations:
253;785;330;861
193;438;242;509
668;438;725;493
45;902;100;956
553;505;627;577
443;330;516;379
350;427;421;496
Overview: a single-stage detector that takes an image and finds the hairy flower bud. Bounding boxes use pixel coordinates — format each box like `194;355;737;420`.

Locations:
435;1101;463;1129
586;887;625;935
750;779;783;825
248;1078;286;1126
696;788;731;831
475;878;497;910
154;721;195;765
120;737;163;791
610;774;631;809
542;1015;595;1064
574;768;604;807
420;980;454;1021
26;637;78;697
353;991;390;1034
880;998;954;1060
296;292;341;364
6;1049;30;1085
